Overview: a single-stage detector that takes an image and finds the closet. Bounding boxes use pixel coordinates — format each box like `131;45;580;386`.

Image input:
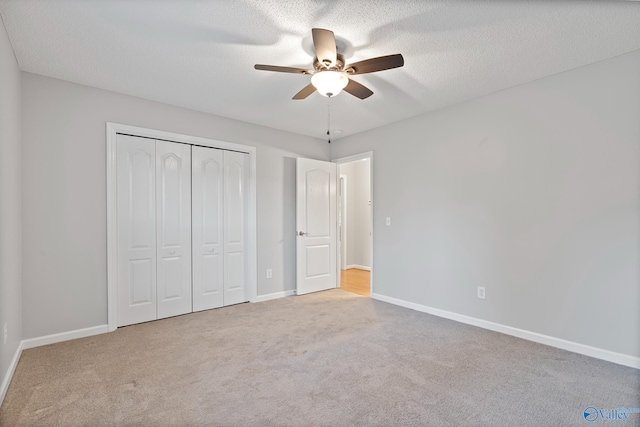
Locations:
115;134;249;327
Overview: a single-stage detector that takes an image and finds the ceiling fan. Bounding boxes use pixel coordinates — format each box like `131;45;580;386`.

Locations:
254;28;404;100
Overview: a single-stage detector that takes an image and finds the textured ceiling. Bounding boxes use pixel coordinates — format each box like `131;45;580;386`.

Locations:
1;1;639;140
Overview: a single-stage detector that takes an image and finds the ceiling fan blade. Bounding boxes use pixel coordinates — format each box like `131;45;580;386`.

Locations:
343;79;373;100
254;64;311;74
346;54;404;75
312;28;337;67
293;83;317;100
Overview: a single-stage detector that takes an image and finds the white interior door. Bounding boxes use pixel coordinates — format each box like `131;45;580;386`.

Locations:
156;141;192;319
223;150;249;305
192;146;224;311
296;158;337;295
116;134;157;327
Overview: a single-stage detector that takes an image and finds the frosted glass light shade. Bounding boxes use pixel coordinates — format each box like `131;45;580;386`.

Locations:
311;71;349;97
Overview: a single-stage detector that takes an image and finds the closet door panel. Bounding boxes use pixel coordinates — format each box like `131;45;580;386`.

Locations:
224;151;249;306
192;146;224;311
156;141;192;319
116;134;157;327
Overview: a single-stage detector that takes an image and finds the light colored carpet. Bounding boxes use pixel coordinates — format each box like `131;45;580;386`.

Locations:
1;289;639;426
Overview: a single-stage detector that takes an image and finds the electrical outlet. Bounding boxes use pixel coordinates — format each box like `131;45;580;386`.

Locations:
385;217;391;226
3;323;7;345
266;269;272;279
477;287;486;299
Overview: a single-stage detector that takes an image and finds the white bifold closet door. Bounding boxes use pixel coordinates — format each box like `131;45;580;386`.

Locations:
223;150;249;306
192;147;248;311
117;134;249;327
192;147;224;311
155;141;192;320
116;135;192;326
116;135;157;327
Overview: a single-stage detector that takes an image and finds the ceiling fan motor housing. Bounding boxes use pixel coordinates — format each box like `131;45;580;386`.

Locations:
314;54;346;72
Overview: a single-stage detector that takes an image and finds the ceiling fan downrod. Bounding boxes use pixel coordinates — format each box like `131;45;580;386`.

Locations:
327;98;331;144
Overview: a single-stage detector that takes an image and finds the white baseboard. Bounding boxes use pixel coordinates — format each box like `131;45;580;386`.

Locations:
21;324;109;350
371;293;640;370
253;289;296;303
0;341;23;406
345;265;371;271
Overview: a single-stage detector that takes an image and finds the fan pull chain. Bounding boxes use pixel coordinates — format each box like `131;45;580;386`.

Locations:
327;97;331;144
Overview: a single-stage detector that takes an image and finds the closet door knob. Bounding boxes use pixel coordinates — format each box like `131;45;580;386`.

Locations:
169;250;176;255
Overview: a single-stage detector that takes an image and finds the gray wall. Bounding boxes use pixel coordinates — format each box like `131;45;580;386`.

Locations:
339;160;371;269
21;73;328;339
331;50;640;358
0;18;22;390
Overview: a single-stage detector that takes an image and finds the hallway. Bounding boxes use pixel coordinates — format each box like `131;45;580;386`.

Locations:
339;268;370;297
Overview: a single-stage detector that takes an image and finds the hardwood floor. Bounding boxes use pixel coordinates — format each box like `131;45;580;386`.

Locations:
340;268;370;297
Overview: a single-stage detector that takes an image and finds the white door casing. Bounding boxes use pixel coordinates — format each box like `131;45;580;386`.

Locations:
224;150;249;305
339;175;347;272
156;141;192;319
296;158;337;295
192;146;224;311
116;134;157;327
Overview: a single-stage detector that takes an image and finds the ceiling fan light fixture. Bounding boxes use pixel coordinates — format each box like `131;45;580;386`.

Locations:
311;71;348;97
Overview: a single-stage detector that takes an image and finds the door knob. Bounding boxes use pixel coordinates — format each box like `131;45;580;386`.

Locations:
298;231;307;236
209;248;215;253
169;250;176;255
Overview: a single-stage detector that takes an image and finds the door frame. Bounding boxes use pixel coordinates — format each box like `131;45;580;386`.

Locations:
106;122;257;332
338;174;348;276
333;151;374;295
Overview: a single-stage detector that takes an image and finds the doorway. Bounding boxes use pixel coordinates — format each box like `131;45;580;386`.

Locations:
336;153;373;297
